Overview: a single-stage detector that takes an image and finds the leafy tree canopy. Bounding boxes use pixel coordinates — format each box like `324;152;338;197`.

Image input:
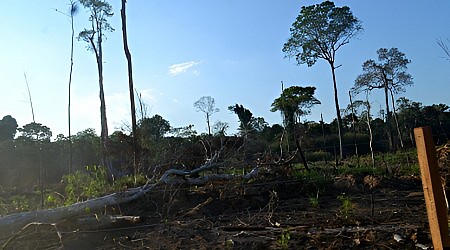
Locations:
78;0;114;52
139;114;171;141
353;48;413;94
271;86;321;128
282;0;362;66
17;122;52;142
0;115;18;141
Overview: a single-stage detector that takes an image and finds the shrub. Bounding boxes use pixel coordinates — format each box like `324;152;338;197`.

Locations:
62;165;110;205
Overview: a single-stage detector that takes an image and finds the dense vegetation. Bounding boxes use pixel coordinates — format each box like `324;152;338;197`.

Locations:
0;96;448;193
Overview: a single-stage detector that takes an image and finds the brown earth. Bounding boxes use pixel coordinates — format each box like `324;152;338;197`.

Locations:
1;174;432;249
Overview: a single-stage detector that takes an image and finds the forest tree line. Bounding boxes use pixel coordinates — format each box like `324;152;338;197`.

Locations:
0;96;449;190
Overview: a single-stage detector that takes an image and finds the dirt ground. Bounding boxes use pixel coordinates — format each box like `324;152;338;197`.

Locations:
1;174;433;249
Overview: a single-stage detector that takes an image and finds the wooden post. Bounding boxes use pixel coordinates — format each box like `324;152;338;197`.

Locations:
414;126;450;249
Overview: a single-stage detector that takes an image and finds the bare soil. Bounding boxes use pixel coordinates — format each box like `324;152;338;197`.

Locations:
1;174;432;249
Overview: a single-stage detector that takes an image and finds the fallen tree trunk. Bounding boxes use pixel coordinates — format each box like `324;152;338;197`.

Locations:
0;156;259;240
0;183;156;238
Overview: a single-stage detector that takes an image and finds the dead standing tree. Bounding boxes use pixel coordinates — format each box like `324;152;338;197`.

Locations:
194;96;219;136
120;0;139;174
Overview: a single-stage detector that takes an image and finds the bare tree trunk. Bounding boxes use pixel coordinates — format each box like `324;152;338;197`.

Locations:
365;91;375;168
92;26;112;178
68;0;76;174
330;64;344;160
121;0;139;174
383;79;394;151
349;91;358;157
389;88;404;148
23;73;35;123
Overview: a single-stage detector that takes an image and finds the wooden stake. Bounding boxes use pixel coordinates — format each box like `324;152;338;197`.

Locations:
414;127;450;249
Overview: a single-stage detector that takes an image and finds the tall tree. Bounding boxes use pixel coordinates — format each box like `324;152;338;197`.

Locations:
283;0;362;159
78;0;114;174
0;115;18;142
194;96;219;136
352;48;413;151
68;1;78;174
53;2;79;173
120;0;139;173
271;86;321;170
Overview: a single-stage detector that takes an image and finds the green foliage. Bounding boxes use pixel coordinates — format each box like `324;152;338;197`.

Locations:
283;0;362;67
228;104;268;136
308;195;320;209
17;122;52;142
113;174;148;191
10;195;31;212
277;228;291;248
62;165;150;205
271;86;320;129
337;164;385;177
293;169;333;194
139;114;171;143
0;115;18;141
337;193;353;217
63;165;110;205
305;150;333;162
353;48;413;96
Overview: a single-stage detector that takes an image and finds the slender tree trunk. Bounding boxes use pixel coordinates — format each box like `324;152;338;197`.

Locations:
365;92;375;168
389;89;404;148
95;29;111;178
121;0;139;174
24;73;35;123
293;123;309;171
68;0;76;174
330;64;344;160
207;114;211;136
349;91;358;157
383;79;394;151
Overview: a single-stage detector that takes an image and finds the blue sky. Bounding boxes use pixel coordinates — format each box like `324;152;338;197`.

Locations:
1;0;450;138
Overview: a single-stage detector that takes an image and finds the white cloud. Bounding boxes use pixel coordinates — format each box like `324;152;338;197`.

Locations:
168;60;200;76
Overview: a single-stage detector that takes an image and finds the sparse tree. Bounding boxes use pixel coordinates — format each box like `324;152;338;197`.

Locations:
271;86;321;170
283;0;362;160
437;38;450;62
194;96;219;136
352;48;413;151
212;121;229;136
78;0;114;174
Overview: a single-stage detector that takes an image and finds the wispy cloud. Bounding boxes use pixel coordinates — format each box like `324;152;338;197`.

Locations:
168;60;200;76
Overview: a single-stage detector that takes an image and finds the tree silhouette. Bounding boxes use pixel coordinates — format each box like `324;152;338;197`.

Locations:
78;0;114;177
283;1;362;159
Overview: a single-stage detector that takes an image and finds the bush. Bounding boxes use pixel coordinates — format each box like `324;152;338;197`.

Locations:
293;168;334;195
62;165;110;205
305;150;334;162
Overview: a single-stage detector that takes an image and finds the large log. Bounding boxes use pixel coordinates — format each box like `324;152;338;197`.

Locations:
0;183;156;238
0;156;259;241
